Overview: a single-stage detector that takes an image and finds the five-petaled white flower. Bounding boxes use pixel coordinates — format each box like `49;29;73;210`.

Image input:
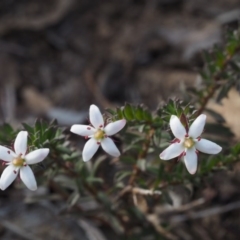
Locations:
0;131;49;191
70;104;126;162
160;114;222;174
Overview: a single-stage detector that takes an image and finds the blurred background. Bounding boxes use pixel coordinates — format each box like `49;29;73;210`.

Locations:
0;0;239;125
0;0;240;239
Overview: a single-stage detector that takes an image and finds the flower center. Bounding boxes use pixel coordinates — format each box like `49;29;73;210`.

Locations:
12;156;25;167
94;129;105;140
183;138;195;149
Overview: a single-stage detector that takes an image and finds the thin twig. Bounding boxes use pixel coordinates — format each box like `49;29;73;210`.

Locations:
169;200;240;223
132;187;162;196
128;128;155;185
113;185;132;202
159;198;205;214
114;186;161;202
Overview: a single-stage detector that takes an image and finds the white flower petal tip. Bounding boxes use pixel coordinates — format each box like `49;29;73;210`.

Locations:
189;114;206;138
199;114;206;121
104;119;127;136
184;149;198;175
14;131;28;155
187;166;197;175
70;124;95;136
82;138;99;162
90;104;98;108
159;143;184;160
196;139;222;154
89;104;104;129
0;165;18;190
118;119;127;129
170;115;186;139
20;166;37;191
0;146;15;162
101;138;120;157
25;148;50;164
216;146;222;154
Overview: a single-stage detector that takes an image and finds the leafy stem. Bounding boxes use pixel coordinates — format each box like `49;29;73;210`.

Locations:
197;44;240;116
128;127;155;185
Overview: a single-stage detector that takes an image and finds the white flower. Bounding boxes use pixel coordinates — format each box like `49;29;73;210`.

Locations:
70;104;126;162
160;114;222;174
0;131;49;191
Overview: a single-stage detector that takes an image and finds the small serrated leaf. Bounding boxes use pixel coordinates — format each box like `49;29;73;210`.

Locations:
123;103;134;120
216;81;233;103
22;123;34;134
134;106;144;121
143;109;152;121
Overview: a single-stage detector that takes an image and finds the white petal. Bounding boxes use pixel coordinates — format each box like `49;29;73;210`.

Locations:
70;124;95;136
104;119;126;136
14;131;28;156
82;138;99;162
20;165;37;191
89;105;104;129
160;143;184;160
0;146;16;161
0;165;18;190
189;114;206;138
25;148;49;165
101;137;120;157
170;115;186;139
184;148;198;174
195;139;222;154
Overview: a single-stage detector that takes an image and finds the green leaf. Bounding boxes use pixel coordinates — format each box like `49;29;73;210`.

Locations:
143;109;152;121
120;156;136;164
134;106;144;121
2;123;14;134
97;192;112;207
216;80;234;103
231;143;240;156
114;171;132;182
86;177;103;184
22;123;34;134
123;103;134;120
56;146;72;155
91;156;106;176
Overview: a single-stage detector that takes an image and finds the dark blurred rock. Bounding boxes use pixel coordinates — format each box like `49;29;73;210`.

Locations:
134;33;171;66
98;61;138;104
157;0;184;11
0;200;107;240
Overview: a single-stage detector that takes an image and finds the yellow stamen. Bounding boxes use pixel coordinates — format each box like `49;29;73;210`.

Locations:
94;129;105;140
13;157;25;167
184;138;195;149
